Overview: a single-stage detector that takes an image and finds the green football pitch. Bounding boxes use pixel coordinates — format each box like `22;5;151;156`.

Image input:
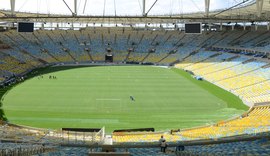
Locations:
1;66;248;132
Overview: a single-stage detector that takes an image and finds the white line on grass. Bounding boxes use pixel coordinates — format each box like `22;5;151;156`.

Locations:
96;99;121;101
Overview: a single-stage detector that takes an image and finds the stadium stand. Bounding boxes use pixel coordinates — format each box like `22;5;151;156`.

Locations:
175;47;270;105
176;138;270;156
39;146;89;156
27;137;270;155
0;142;53;155
113;138;270;156
0;122;105;145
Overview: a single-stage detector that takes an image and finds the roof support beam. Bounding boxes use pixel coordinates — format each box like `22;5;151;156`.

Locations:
213;0;250;17
62;0;75;16
145;0;158;17
142;0;146;16
10;0;15;16
74;0;78;16
256;0;263;18
205;0;210;17
83;0;88;14
1;15;270;23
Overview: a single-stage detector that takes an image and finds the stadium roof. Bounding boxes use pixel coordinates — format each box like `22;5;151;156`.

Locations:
0;0;269;24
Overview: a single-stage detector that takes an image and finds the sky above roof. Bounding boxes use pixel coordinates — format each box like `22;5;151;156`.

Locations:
0;0;246;16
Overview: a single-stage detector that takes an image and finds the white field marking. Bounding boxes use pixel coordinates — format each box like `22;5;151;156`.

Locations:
155;66;169;69
96;99;121;101
8;117;119;123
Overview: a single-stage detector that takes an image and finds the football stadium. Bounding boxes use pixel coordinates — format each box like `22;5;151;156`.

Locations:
0;0;270;155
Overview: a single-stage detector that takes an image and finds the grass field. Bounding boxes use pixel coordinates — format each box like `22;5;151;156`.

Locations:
1;66;248;132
